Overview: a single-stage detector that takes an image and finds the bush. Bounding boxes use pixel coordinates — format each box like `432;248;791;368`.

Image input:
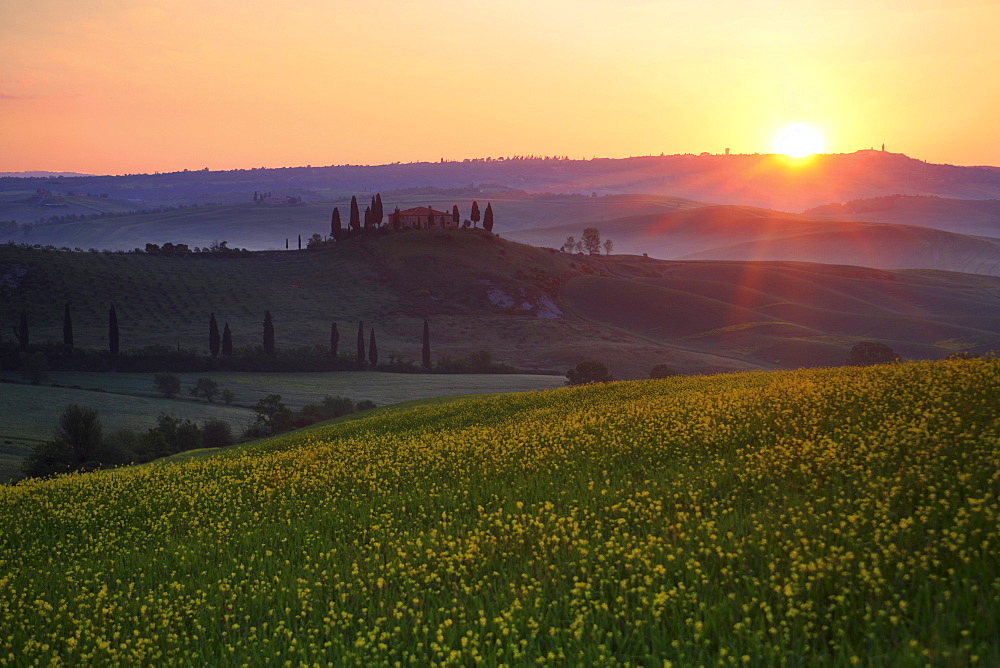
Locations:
649;364;677;379
153;414;203;453
201;419;233;448
221;388;235;405
566;361;613;386
847;341;900;366
153;372;181;398
253;394;292;435
190;377;219;402
355;399;377;412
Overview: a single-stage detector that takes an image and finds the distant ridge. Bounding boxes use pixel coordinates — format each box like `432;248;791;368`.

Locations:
0;171;95;178
4;151;1000;211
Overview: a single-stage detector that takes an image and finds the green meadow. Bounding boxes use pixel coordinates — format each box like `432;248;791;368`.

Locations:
0;371;564;481
0;358;997;664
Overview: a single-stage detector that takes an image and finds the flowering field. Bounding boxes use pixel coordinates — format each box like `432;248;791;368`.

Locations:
1;359;998;665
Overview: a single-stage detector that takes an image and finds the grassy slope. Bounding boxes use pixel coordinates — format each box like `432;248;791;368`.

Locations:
4;234;1000;378
0;359;997;664
805;195;1000;237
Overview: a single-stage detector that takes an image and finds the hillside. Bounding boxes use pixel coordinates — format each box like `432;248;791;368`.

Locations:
805;194;1000;237
3;232;1000;376
1;359;997;664
5;150;1000;218
506;205;1000;276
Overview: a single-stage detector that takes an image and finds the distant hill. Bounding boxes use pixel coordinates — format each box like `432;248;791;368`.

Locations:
4;150;1000;218
804;195;1000;237
0;171;94;178
3;231;999;377
506;205;1000;276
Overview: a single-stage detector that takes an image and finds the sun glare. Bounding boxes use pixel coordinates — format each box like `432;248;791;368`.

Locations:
773;123;825;158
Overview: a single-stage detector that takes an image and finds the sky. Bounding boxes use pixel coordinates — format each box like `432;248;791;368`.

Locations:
2;0;999;175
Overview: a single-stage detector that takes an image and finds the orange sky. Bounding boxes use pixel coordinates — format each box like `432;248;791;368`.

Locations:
2;0;999;175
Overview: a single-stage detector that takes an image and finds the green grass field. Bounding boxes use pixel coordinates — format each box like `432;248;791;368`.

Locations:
0;358;997;664
0;371;564;481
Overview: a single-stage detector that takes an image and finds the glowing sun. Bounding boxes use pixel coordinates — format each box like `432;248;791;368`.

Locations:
773;122;825;158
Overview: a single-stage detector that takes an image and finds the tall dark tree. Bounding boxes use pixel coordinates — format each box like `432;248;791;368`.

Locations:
483;202;494;232
108;304;120;355
209;313;220;357
368;327;378;366
422;319;431;370
392;206;401;230
222;322;233;357
349;196;361;234
16;310;28;351
471;201;481;227
263;310;275;356
331;207;342;240
370;195;377;226
330;322;339;357
356;320;365;363
364;206;372;232
63;303;73;350
374;193;384;226
452;205;460;224
286;238;289;250
298;234;302;250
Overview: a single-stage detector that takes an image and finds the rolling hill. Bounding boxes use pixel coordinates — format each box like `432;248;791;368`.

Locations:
3;231;999;376
506;205;1000;276
5;149;1000;213
804;194;1000;237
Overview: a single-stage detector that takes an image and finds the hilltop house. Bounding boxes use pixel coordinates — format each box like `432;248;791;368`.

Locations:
396;206;456;229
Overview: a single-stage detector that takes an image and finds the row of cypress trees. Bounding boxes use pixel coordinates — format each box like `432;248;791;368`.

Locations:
231;311;433;369
12;304;119;354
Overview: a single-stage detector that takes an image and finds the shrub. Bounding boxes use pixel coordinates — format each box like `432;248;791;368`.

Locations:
649;364;677;379
355;399;377;412
566;361;613;386
190;377;219;402
153;372;181;398
201;419;233;448
847;341;900;366
221;388;235;405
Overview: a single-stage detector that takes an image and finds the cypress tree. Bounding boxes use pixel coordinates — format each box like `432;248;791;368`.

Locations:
370;195;377;225
209;313;220;357
298;234;302;250
483;202;494;232
286;238;289;250
364;206;372;232
452;205;459;224
368;327;378;366
108;304;120;355
374;193;383;226
63;302;73;350
349;196;360;234
471;201;480;227
330;322;339;357
392;206;401;230
263;310;275;356
331;207;342;240
17;310;28;351
356;320;365;363
222;322;233;357
422;319;431;370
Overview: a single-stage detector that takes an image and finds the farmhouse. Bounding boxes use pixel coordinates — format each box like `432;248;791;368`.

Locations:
396;206;456;230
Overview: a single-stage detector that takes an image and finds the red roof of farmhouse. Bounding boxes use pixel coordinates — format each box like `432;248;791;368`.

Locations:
398;207;451;216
